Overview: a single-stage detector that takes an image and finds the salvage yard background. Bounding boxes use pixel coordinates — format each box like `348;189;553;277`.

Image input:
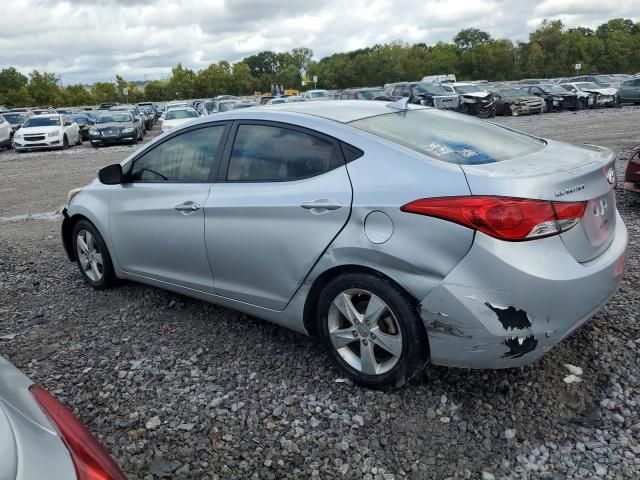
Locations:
1;108;639;479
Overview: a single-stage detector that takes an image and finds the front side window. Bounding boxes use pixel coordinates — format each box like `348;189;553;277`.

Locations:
129;125;226;182
227;124;339;181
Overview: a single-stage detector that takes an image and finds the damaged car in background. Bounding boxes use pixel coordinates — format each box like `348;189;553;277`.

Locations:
624;144;640;194
525;84;579;112
385;82;460;110
492;87;544;116
440;82;496;117
561;82;619;108
61;101;627;388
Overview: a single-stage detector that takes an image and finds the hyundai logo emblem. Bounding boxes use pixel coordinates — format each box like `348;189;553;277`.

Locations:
606;167;616;185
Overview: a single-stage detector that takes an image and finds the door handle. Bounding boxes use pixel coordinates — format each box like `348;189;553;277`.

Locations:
301;199;342;212
175;201;201;212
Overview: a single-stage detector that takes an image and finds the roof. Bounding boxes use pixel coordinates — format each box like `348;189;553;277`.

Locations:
255;100;415;123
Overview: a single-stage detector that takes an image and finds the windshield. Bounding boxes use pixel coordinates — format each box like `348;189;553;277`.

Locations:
349;109;544;165
576;82;601;90
2;113;27;123
413;83;447;94
165;109;199;120
97;113;132;124
454;85;484;94
23;116;61;127
71;115;91;124
499;88;529;97
310;91;328;98
356;89;388;99
543;84;569;93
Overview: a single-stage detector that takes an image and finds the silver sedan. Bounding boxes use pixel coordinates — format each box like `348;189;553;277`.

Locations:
62;100;627;388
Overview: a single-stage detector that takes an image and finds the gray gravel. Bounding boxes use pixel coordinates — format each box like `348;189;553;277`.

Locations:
1;110;639;480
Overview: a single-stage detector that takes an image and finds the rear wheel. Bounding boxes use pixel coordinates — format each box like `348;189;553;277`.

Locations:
72;220;116;290
317;273;429;388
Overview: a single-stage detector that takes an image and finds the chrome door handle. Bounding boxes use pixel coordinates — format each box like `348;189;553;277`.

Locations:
301;199;342;211
175;202;201;212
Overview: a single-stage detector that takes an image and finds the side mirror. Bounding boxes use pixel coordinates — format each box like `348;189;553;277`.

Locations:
98;164;123;185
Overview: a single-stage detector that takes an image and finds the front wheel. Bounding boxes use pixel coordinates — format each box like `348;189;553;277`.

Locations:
62;135;69;149
317;273;429;388
72;220;116;289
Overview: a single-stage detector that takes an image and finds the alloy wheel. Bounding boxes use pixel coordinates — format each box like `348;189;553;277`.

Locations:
327;289;403;376
76;230;104;282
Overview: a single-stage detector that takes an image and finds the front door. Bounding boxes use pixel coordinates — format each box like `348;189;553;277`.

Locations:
109;124;229;292
204;122;353;310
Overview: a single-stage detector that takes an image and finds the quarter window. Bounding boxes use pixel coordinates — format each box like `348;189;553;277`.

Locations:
227;124;340;181
129;126;226;182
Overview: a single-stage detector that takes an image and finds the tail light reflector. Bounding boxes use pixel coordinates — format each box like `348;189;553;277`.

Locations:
401;196;586;241
29;385;126;480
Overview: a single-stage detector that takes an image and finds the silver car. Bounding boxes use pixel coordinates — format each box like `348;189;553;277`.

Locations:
0;356;125;479
61;100;627;388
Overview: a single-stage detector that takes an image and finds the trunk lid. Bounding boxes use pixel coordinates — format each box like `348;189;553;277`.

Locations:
461;139;617;262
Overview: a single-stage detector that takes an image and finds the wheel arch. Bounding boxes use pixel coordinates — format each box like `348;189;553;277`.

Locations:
61;213;92;261
302;264;420;337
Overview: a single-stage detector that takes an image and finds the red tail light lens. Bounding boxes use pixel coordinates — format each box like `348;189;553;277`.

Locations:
29;385;126;480
401;196;586;241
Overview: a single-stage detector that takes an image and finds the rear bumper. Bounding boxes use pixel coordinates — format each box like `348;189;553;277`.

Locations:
420;212;628;369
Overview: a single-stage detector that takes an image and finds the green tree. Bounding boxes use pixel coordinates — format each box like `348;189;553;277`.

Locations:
27;71;62;106
454;28;492;50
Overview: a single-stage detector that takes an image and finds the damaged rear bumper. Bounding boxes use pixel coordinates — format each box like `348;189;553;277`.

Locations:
419;212;628;369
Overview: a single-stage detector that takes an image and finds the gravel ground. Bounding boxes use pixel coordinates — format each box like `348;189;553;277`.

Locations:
0;110;639;480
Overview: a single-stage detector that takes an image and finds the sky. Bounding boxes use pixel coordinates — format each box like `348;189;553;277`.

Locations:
0;0;637;84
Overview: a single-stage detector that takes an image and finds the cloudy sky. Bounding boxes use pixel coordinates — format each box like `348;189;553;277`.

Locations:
0;0;637;84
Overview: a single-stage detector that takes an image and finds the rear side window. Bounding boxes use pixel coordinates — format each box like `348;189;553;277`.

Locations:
349;109;544;165
130;126;226;182
226;124;341;181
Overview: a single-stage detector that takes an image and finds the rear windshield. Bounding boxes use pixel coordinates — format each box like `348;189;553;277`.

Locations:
23;116;60;127
349;109;544;165
413;83;448;94
165;109;199;120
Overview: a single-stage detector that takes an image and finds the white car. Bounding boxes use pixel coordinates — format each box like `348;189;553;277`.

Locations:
13;114;81;151
561;82;618;107
302;89;330;101
0;114;11;149
160;107;200;133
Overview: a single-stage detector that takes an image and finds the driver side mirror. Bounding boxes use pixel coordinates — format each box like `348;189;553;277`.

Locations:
98;164;123;185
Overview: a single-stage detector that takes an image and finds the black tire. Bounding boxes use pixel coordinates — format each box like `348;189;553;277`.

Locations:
316;273;429;389
62;135;69;149
71;219;117;290
91;143;99;149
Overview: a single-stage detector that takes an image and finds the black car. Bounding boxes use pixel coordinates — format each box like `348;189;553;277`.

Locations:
526;84;579;111
385;82;461;111
493;87;544;116
71;113;95;141
338;87;393;101
0;111;32;138
89;112;138;148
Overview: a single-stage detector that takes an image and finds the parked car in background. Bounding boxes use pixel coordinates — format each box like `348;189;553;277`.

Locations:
9;107;30;113
14;114;81;151
110;105;145;137
89;111;140;147
441;82;496;117
0;105;8;113
338;87;393;101
61;100;627;387
385;82;460;110
138;102;158;119
266;97;288;105
31;108;56;115
1;111;31;139
492;87;544;116
525;84;579;112
617;78;640;104
71;113;95;141
624;144;640;194
561;75;620;88
98;102;119;110
561;82;618;108
0;114;11;149
0;355;125;480
303;89;330;101
138;105;156;130
161;107;200;133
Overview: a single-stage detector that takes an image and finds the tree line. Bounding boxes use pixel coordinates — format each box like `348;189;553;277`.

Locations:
1;18;639;108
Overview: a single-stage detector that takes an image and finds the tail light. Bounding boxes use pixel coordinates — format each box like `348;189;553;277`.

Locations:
401;196;586;241
29;385;126;480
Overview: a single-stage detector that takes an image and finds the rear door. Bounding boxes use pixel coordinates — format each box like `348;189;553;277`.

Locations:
109;123;230;291
204;121;352;310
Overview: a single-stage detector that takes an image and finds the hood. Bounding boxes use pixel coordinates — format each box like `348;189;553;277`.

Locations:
503;95;542;102
162;117;198;129
583;87;617;96
18;125;61;134
459;91;491;99
544;91;575;97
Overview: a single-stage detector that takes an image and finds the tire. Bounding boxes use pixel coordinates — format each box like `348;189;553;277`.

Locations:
62;135;69;149
316;273;429;388
75;133;82;146
72;220;116;290
91;143;99;149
